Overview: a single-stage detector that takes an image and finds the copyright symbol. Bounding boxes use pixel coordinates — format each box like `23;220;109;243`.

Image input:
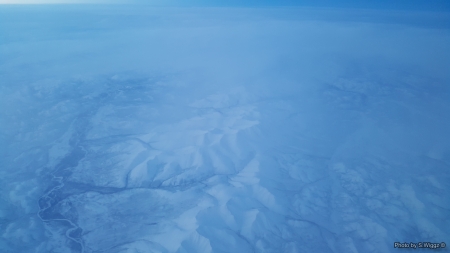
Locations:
441;242;446;248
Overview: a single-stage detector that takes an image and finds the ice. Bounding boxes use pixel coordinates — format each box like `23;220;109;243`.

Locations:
1;4;450;253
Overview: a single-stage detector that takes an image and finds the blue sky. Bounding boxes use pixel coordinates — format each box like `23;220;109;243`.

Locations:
1;0;450;11
170;0;450;11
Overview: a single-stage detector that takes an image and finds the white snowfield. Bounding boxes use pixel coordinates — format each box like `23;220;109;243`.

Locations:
1;6;449;253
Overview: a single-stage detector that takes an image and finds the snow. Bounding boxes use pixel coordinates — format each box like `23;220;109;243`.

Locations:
1;5;449;253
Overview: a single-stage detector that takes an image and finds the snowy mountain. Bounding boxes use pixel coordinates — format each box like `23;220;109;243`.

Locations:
1;6;449;253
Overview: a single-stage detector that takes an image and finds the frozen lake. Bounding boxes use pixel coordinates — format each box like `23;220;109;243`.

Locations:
0;5;449;253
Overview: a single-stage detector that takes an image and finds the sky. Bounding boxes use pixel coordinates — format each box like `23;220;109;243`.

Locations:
1;0;450;12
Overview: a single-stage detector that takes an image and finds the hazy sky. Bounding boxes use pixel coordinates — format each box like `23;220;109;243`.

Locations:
1;0;450;12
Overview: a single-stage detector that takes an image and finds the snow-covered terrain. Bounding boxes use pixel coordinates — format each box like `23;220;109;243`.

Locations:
1;5;449;253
